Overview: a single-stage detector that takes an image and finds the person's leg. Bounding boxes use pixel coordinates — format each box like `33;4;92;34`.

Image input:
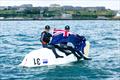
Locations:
66;46;74;53
42;44;47;48
76;50;92;60
66;46;81;60
47;45;63;58
57;45;81;60
54;45;71;56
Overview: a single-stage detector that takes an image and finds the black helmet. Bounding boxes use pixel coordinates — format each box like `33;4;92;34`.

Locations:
45;25;50;30
65;25;70;30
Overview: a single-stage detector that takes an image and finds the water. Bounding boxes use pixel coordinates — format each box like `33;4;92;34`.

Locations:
0;20;120;80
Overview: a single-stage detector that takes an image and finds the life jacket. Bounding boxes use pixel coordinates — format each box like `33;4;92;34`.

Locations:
40;31;52;44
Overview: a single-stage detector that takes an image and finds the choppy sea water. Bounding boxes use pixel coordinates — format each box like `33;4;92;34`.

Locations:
0;20;120;80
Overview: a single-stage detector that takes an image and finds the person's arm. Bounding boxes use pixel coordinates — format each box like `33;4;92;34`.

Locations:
40;32;47;44
49;33;52;37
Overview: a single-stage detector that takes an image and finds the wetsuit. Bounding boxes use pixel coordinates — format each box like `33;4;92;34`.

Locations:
51;33;91;60
51;29;80;59
40;31;63;58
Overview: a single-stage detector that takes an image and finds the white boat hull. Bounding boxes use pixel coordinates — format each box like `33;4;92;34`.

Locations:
19;41;90;67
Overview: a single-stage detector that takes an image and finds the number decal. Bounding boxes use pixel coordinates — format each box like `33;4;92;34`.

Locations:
37;58;40;65
33;58;41;65
33;58;37;65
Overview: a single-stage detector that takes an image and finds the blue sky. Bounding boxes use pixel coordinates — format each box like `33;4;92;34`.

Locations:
0;0;119;10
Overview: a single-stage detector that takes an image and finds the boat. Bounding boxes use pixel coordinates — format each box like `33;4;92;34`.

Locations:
19;41;90;67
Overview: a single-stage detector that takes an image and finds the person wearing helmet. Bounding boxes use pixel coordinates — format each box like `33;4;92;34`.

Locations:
40;25;52;47
51;25;80;60
60;25;81;59
65;25;70;31
61;25;70;45
40;25;63;58
63;25;91;60
51;25;92;60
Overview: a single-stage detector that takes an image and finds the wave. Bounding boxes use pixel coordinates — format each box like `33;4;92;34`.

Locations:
16;38;37;42
14;34;32;38
0;35;11;37
103;37;117;41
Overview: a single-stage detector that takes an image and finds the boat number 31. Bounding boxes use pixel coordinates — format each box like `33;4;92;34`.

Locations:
33;58;41;65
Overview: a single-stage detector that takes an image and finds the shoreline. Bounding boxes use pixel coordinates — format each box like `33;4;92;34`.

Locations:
0;19;120;21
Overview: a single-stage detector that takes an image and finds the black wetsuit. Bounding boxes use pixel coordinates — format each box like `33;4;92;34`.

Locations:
40;31;63;58
54;42;81;60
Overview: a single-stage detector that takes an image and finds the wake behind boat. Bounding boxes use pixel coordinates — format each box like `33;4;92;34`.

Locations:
19;41;90;67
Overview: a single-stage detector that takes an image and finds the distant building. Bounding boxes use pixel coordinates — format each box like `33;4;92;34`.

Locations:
50;4;60;7
0;17;4;19
17;4;33;12
61;13;72;19
7;6;19;10
116;11;120;16
62;6;74;10
0;6;8;10
74;7;82;10
17;7;26;12
97;16;109;19
19;4;33;8
0;6;19;10
62;6;83;10
84;7;106;11
48;4;61;11
0;6;5;10
113;11;120;19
